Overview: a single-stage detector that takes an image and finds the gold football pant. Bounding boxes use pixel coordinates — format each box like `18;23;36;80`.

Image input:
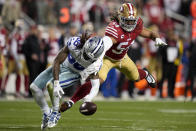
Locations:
7;59;29;75
98;54;139;83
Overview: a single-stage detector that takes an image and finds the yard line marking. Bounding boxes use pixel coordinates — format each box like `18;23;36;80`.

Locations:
159;109;196;113
0;124;39;128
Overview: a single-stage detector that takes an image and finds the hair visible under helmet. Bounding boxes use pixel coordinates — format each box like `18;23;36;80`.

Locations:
81;36;104;63
118;3;138;32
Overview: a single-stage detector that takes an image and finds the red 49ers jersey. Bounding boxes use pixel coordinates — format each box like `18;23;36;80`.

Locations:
14;32;26;54
105;17;143;60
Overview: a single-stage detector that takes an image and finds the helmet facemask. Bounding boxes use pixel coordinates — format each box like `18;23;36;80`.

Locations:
119;15;138;32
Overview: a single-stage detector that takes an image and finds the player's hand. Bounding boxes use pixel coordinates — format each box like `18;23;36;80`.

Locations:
53;80;64;98
155;38;167;46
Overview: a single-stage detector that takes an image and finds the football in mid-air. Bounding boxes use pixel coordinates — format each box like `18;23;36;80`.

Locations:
79;102;97;116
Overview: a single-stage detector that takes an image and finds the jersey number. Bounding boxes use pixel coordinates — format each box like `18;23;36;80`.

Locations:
112;42;129;54
112;41;134;54
68;54;85;71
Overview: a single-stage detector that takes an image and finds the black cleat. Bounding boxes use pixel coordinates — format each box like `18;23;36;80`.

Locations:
143;68;156;88
60;101;73;112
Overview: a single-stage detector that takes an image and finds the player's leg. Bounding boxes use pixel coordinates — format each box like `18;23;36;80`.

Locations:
71;57;114;102
15;74;21;97
116;55;139;82
47;65;80;128
2;59;14;95
117;55;156;88
142;68;156;88
49;65;80;112
60;57;114;113
30;66;53;130
0;54;5;96
21;57;29;97
98;57;115;84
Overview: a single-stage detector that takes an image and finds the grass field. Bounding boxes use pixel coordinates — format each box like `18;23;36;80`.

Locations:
0;100;196;131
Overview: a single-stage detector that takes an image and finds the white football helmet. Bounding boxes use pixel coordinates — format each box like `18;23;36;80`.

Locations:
81;36;104;62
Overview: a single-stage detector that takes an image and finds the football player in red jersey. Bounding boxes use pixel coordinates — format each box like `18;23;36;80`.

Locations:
60;3;167;112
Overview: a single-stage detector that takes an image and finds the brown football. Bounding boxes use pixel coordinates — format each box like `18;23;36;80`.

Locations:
79;102;97;116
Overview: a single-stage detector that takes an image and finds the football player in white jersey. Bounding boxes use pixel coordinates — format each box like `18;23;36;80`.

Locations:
30;33;113;130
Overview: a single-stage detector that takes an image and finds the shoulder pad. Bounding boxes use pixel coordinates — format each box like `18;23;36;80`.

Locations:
66;37;81;51
105;22;119;39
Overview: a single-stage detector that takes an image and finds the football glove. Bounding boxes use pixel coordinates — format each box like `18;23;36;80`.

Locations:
155;38;167;46
60;101;73;112
53;80;64;98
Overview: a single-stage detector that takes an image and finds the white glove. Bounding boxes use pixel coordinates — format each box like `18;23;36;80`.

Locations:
53;80;64;98
155;38;167;46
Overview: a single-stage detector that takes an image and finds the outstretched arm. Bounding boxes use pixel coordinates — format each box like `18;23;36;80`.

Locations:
59;73;100;113
83;74;100;102
140;27;167;46
52;46;69;98
140;27;160;40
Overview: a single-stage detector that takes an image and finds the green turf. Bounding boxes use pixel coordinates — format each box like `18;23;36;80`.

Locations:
0;100;196;131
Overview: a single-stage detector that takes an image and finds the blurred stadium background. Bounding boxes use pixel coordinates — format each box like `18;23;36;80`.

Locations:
0;0;196;130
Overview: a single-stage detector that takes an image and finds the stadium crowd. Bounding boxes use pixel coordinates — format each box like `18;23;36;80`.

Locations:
0;0;195;101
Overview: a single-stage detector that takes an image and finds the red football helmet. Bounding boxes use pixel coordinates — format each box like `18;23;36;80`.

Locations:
118;3;138;32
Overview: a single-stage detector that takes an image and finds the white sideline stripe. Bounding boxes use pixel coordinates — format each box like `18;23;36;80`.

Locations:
159;109;196;113
0;124;39;128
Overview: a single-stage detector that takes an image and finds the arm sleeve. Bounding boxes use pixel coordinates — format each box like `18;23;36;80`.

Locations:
83;79;100;102
99;36;113;59
103;36;113;51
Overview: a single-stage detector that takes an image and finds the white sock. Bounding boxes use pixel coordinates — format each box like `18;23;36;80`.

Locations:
52;95;60;112
30;83;50;115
